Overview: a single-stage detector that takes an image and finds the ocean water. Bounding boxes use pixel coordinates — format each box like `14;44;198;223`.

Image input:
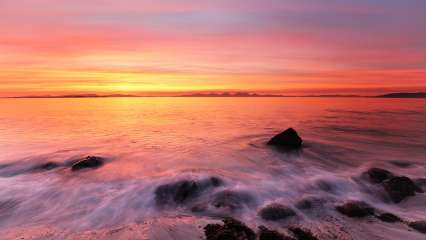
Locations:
0;97;425;239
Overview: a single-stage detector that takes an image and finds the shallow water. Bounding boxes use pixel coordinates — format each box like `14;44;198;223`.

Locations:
0;97;425;239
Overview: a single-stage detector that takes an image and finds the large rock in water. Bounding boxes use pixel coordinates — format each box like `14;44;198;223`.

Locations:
366;168;394;183
155;177;223;206
288;227;318;240
409;220;426;234
258;226;291;240
204;218;256;240
211;190;254;212
259;203;296;221
383;176;423;203
336;201;375;217
71;156;104;171
267;128;303;150
376;213;402;223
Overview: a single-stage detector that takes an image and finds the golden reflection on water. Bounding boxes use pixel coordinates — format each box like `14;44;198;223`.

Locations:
0;97;425;179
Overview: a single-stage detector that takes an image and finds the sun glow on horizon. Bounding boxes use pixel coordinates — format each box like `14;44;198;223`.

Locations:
0;0;425;96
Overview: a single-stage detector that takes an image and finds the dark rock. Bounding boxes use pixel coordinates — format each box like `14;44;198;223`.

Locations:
211;190;253;212
210;176;224;187
258;226;294;240
267;128;303;150
155;177;223;206
156;180;198;205
32;162;61;171
204;218;256;240
383;176;423;203
336;201;375;217
408;220;426;234
288;227;318;240
295;199;313;210
389;160;413;168
295;197;324;210
414;178;426;189
316;180;335;193
376;213;402;223
366;168;394;183
204;224;223;240
71;156;104;171
259;203;296;221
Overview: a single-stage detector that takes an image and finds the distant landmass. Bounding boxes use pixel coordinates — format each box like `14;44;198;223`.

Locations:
177;92;365;97
376;92;426;98
8;94;140;98
177;92;285;97
4;92;426;98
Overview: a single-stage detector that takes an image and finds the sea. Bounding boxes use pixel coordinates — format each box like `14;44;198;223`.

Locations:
0;97;425;239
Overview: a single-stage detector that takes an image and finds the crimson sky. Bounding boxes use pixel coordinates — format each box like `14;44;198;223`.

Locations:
1;0;426;96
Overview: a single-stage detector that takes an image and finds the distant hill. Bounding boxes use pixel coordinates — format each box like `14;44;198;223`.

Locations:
177;92;285;97
376;92;426;98
177;92;363;97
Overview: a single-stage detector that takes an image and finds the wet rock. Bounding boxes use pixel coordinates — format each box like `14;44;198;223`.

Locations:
414;178;426;189
259;203;296;221
32;162;61;171
408;220;426;234
211;190;253;212
156;180;198;205
389;160;413;168
295;197;324;210
267;128;303;150
336;201;374;217
383;176;423;203
316;180;335;193
155;177;223;206
204;217;256;240
376;213;402;223
258;226;294;240
71;156;104;171
366;168;394;183
288;227;318;240
210;176;224;187
295;199;313;210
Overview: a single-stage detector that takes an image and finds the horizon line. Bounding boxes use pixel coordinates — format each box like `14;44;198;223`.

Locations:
2;92;426;99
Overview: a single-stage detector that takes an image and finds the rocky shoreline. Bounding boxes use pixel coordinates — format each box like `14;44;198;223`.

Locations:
0;128;425;239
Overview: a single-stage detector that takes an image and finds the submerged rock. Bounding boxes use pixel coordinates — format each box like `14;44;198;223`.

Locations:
415;178;426;191
366;168;394;183
155;177;223;206
71;156;104;171
295;199;313;210
267;128;303;150
408;220;426;234
383;176;423;203
258;226;293;240
288;227;318;240
204;218;256;240
259;203;296;221
336;201;374;218
316;180;336;193
211;190;253;212
388;160;414;168
295;197;324;210
32;162;61;171
376;213;402;223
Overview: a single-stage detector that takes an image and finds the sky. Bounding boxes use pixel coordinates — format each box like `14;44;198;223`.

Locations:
1;0;426;96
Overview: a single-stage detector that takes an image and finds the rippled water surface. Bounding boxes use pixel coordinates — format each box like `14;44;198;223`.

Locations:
0;97;425;239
